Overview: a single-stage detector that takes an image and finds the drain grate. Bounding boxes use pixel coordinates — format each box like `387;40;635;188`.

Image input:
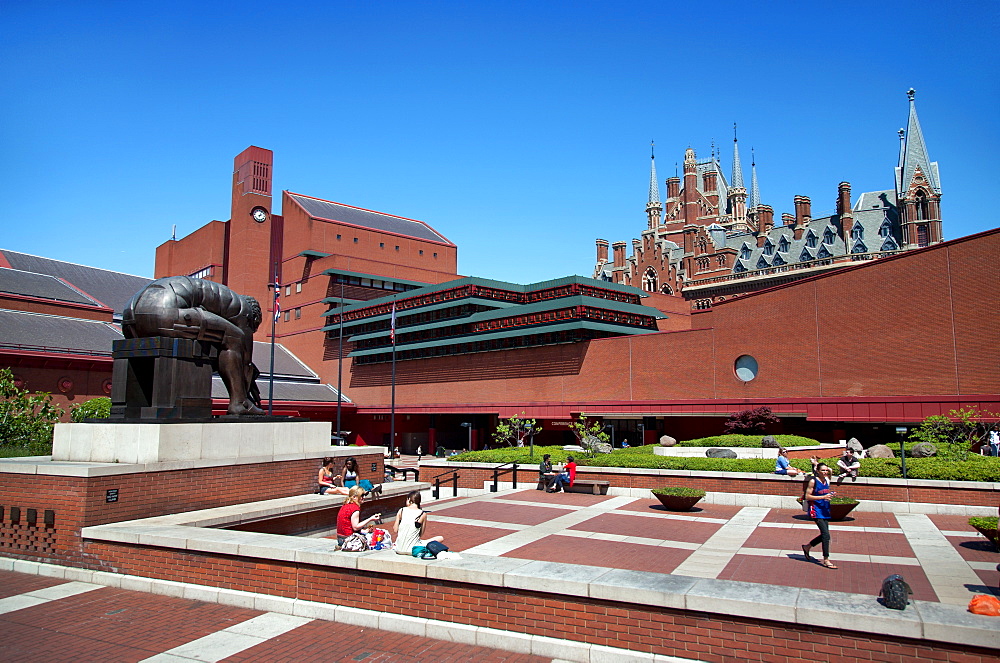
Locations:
352;653;372;661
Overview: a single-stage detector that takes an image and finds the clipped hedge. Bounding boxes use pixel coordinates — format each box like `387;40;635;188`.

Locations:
448;446;1000;482
676;434;819;448
652;486;705;498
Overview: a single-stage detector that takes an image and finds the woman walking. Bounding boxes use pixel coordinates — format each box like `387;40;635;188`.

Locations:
801;462;837;569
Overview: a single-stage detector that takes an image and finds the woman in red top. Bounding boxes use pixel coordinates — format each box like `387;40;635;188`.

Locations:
547;456;576;492
336;486;381;547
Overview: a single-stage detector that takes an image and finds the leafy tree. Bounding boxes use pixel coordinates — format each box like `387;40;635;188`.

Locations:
71;396;111;422
723;406;779;434
567;413;610;446
908;407;997;462
0;368;65;454
492;412;541;447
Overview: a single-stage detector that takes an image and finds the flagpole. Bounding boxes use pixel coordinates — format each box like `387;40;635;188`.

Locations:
390;297;397;457
335;280;344;444
268;261;279;416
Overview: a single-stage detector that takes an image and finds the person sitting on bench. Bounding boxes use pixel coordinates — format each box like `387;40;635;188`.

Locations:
548;456;577;492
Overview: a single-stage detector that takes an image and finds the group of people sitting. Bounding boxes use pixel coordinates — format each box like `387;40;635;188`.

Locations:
539;454;576;492
317;456;383;497
774;447;861;484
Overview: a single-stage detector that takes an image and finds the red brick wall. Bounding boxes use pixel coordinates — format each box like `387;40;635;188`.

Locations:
81;541;1000;663
0;452;383;565
155;220;228;282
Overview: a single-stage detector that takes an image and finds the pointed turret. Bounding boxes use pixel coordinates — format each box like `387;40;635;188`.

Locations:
727;124;748;232
731;124;744;189
646;141;663;229
895;88;943;248
749;149;760;211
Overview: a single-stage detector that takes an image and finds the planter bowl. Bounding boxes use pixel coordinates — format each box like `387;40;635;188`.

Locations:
972;525;999;550
796;498;860;521
654;493;703;511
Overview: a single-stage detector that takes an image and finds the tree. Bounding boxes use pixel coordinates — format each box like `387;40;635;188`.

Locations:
908;407;997;461
0;368;65;454
724;406;779;434
492;412;541;447
567;414;610;447
71;396;111;422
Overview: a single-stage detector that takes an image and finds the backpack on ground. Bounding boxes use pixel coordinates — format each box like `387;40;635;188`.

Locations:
425;540;449;558
341;533;369;552
411;545;435;559
879;574;913;610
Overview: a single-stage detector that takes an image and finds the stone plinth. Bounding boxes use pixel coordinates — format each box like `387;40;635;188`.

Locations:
52;421;333;464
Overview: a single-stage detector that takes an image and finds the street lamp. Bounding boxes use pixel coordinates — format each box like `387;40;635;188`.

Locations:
604;424;615;448
525;423;534;458
895;426;908;479
460;422;472;452
638;422;645;446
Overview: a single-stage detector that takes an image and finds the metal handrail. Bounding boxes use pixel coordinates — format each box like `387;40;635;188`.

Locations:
490;461;519;493
384;464;419;482
430;467;460;499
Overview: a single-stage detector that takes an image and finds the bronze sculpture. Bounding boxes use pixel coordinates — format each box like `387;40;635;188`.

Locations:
121;276;265;416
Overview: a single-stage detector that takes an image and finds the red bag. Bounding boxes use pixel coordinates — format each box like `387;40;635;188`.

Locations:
968;594;1000;617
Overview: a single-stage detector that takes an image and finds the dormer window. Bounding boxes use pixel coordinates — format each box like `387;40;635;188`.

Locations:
778;236;789;253
800;248;814;262
879;219;892;237
817;246;832;259
763;240;775;256
823;228;836;245
756;256;770;269
881;236;898;251
733;262;747;273
772;254;785;266
806;232;817;249
852;240;867;254
851;224;864;240
739;244;751;260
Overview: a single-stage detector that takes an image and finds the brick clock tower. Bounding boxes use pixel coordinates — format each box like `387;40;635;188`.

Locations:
227;146;277;310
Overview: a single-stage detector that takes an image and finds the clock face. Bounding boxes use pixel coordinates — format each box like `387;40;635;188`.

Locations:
252;207;268;223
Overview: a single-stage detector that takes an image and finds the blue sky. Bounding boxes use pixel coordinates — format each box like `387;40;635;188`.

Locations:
3;1;997;284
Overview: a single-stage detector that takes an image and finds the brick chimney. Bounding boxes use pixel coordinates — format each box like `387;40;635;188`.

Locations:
794;195;812;227
781;212;795;228
632;238;642;257
756;233;767;248
596;239;609;263
666;177;680;199
612;241;627;268
837;182;854;244
759;205;774;233
703;170;718;192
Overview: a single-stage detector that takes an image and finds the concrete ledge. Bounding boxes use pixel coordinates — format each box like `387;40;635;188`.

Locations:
72;494;997;651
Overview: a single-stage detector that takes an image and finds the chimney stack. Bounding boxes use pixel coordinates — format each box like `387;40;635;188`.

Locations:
612;241;627;268
794;195;812;227
666;177;680;199
703;170;718;192
838;182;854;245
596;239;609;264
758;205;775;233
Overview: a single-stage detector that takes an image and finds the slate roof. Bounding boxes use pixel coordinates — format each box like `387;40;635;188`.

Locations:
250;341;318;380
286;193;453;245
0;250;151;315
0;309;121;354
211;377;349;403
0;268;103;307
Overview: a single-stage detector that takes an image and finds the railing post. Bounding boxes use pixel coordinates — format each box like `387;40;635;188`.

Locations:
512;462;518;489
491;468;498;493
452;471;458;497
433;477;440;500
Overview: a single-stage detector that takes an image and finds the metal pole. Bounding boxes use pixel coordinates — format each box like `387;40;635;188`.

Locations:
268;262;278;416
390;297;397;457
336;281;344;442
896;426;908;479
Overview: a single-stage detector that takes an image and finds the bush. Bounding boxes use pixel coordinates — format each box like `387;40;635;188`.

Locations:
448;445;1000;482
70;397;111;422
677;434;818;448
0;368;63;455
969;516;998;530
830;497;860;505
652;486;705;498
724;406;779;434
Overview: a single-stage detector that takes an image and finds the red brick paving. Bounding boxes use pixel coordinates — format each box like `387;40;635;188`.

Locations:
946;535;1000;563
744;525;915;558
568;512;721;544
974;569;999;597
501;488;609;507
0;585;262;663
761;508;900;529
501;533;691;574
431;500;572;526
718;554;938;602
0;568;66;599
927;513;981;532
615;499;745;520
416;521;517;551
222;617;547;663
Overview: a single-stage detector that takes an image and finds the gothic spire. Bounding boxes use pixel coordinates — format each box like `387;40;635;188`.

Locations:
897;88;941;195
749;148;760;211
731;123;744;189
648;140;660;204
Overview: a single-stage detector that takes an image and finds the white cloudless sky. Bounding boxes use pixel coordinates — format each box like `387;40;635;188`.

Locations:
2;0;997;283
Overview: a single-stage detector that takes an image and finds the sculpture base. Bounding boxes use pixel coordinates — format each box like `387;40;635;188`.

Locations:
52;420;333;464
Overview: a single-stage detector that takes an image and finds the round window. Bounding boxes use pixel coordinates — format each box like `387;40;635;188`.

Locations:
734;355;759;382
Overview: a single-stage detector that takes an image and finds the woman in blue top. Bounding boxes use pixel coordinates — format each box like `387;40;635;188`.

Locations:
773;448;806;477
801;463;837;568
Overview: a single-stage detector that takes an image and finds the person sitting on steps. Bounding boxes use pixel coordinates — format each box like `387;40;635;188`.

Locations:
548;456;577;492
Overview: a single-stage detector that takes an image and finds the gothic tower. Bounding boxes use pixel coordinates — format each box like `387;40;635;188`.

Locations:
728;125;748;233
895;89;943;249
646;142;663;229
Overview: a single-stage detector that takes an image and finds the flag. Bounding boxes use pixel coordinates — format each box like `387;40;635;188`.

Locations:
273;287;281;323
389;300;396;344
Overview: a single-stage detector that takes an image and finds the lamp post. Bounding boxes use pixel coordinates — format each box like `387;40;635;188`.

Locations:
460;422;472;452
605;424;615;448
638;422;645;446
896;426;908;479
525;423;534;458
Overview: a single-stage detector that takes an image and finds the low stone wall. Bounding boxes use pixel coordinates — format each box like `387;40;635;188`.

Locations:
423;460;1000;508
0;448;384;565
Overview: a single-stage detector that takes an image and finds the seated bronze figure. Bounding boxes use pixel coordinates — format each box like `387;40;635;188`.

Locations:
122;276;265;416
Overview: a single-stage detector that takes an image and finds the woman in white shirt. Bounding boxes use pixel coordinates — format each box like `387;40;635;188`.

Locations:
392;490;445;555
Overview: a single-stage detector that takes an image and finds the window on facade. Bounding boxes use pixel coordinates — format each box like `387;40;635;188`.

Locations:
642;268;657;292
772;254;785;266
915;190;929;220
817;246;832;259
283;311;290;322
879;219;892;237
353;238;358;243
660;284;673;295
189;266;212;279
295;308;301;319
852;240;867;254
717;255;726;266
733;262;746;273
823;228;835;245
800;248;813;262
763;240;774;256
880;237;898;251
739;245;751;260
697;238;707;253
806;232;817;248
734;355;759;382
851;224;864;240
284;285;291;296
419;250;424;255
917;224;929;247
755;256;769;269
296;282;302;293
778;236;789;253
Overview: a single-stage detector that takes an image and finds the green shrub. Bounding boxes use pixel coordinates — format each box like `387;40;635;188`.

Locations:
830;497;859;505
969;516;998;530
652;486;705;498
70;397;111;422
677;434;818;448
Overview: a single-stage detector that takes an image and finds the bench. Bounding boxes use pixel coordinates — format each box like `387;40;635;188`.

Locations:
536;478;610;495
